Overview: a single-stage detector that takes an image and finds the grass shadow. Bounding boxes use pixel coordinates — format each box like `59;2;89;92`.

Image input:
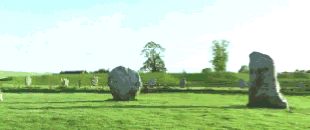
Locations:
104;99;138;102
1;87;248;95
5;100;107;104
0;87;110;93
6;99;140;104
9;104;248;110
142;88;248;95
221;105;247;109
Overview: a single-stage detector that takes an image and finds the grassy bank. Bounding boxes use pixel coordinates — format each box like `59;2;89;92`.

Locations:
1;72;310;91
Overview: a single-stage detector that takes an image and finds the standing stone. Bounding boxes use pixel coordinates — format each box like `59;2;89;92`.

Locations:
179;78;187;88
297;82;305;88
0;89;3;101
247;52;288;109
60;78;69;87
25;76;32;87
91;76;99;87
239;79;248;88
78;79;82;88
148;78;157;87
108;66;142;101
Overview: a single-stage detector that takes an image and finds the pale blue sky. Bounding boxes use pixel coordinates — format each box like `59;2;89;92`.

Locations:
0;0;309;73
0;0;211;35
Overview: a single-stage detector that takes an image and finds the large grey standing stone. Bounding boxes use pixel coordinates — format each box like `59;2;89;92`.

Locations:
108;66;142;101
247;52;288;109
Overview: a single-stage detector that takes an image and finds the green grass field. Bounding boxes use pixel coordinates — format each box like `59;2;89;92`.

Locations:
1;90;309;130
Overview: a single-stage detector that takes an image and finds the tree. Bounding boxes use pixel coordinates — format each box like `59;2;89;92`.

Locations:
210;40;229;72
93;68;109;73
238;65;249;73
202;68;212;73
140;41;167;72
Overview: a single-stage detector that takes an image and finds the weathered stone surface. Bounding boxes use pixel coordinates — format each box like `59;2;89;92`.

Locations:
60;78;69;87
91;76;99;86
179;78;187;88
108;66;142;101
247;52;288;109
25;76;32;87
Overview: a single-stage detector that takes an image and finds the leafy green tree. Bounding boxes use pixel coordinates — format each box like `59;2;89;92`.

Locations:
202;68;212;73
210;40;229;72
93;68;109;73
140;41;167;72
238;65;249;73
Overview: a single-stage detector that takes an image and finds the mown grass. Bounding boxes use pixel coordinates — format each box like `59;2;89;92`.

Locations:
0;90;309;130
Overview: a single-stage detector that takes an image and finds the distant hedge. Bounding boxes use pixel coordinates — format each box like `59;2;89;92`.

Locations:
171;72;240;87
278;72;310;79
2;72;307;88
1;72;242;87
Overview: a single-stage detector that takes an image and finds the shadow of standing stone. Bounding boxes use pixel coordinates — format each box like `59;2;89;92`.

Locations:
247;52;288;109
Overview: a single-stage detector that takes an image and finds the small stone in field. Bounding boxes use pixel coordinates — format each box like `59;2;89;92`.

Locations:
25;76;32;87
239;79;248;88
296;82;305;88
91;76;99;87
0;90;3;102
179;78;187;88
148;78;157;87
60;78;69;87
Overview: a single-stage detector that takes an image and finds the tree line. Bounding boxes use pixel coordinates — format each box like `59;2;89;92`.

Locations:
140;40;230;73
